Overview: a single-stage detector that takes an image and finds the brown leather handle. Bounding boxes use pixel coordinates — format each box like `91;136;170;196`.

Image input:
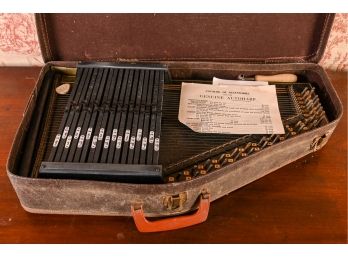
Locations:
131;193;210;232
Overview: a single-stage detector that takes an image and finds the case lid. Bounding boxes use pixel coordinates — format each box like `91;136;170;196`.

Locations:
36;14;334;64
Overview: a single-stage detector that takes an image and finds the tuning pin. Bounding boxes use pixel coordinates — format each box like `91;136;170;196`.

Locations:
301;87;309;96
218;154;225;163
203;159;211;169
296;124;306;133
206;164;214;172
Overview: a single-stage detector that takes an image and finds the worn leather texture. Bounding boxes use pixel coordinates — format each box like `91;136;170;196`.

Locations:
36;14;334;64
7;61;343;216
6;14;343;217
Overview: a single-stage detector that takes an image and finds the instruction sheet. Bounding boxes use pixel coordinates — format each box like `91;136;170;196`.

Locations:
178;81;285;134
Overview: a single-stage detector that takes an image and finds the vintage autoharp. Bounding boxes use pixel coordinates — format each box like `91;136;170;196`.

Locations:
19;62;328;184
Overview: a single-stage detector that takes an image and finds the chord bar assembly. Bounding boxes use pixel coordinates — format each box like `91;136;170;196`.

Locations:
40;63;166;183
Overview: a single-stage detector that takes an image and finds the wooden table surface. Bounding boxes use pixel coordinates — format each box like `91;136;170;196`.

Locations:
0;67;346;243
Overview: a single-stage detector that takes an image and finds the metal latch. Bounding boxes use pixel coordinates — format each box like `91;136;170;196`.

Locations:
162;192;187;211
310;133;330;151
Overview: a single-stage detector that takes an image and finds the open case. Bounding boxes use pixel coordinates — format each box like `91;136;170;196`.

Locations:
6;14;343;232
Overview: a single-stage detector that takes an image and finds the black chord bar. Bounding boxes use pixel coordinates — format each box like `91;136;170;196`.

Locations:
140;70;155;164
127;70;145;164
72;106;91;162
121;69;140;164
146;70;160;164
66;110;87;162
152;70;164;164
133;70;150;164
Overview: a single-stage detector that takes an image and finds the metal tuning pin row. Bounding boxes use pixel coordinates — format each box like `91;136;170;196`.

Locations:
295;85;327;130
167;135;276;182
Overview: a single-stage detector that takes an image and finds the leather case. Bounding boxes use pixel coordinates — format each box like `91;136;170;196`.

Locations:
6;14;343;232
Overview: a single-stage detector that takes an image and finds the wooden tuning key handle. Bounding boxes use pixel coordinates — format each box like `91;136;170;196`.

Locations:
239;73;298;83
255;74;298;83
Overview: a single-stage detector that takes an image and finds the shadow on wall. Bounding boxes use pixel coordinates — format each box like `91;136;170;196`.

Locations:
0;13;346;71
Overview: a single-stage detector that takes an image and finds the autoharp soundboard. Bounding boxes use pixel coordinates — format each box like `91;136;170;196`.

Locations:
30;63;328;183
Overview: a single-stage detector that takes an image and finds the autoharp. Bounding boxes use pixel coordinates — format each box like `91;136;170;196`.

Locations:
24;63;328;184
